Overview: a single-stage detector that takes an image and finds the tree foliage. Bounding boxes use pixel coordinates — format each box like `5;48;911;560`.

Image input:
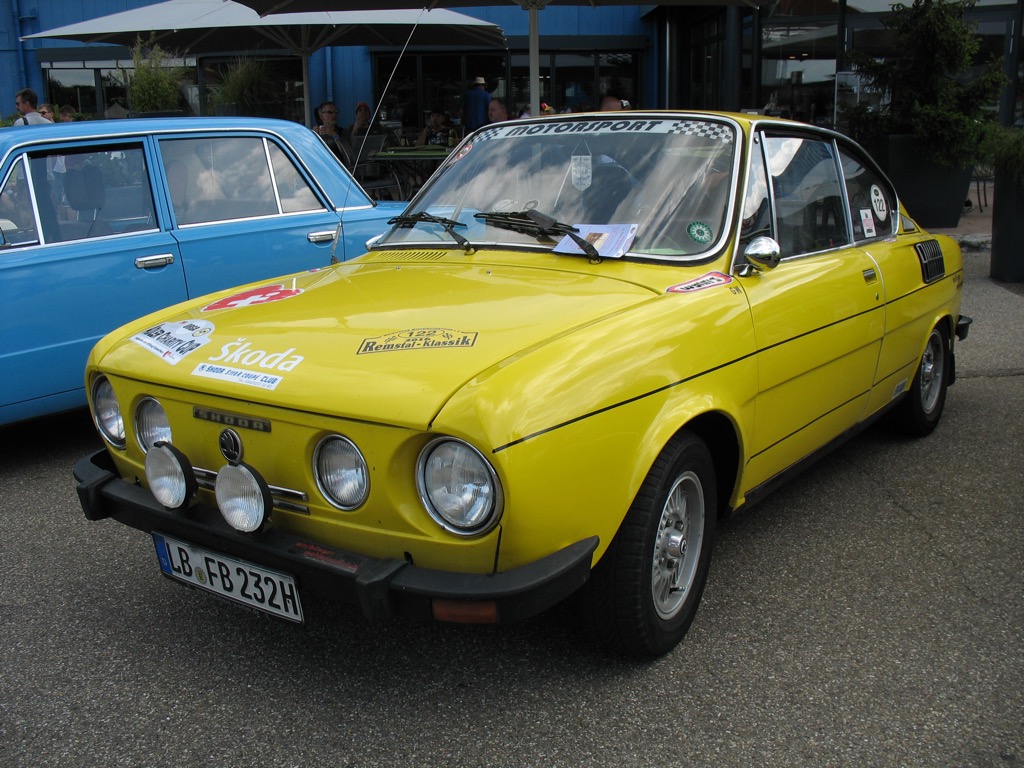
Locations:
846;0;1005;167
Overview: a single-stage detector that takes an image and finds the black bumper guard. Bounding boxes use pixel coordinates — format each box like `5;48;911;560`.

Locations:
74;449;598;624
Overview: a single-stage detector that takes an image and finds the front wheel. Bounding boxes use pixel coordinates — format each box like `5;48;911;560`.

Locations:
892;323;950;436
581;431;717;657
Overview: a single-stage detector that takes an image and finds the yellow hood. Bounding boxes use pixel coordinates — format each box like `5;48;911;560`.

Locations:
96;254;662;428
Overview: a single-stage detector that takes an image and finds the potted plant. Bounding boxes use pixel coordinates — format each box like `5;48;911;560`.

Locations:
845;0;1005;227
127;37;186;117
981;125;1024;281
209;57;280;118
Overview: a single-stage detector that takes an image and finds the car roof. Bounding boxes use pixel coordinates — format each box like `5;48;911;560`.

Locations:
0;116;311;152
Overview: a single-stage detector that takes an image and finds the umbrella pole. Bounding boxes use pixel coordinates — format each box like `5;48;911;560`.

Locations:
303;53;312;127
527;3;541;118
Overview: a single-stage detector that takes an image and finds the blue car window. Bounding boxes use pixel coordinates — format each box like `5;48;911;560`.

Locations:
0;158;39;247
267;142;323;214
29;145;156;242
160;137;278;225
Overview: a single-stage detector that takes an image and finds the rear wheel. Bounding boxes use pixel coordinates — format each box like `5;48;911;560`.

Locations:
581;431;716;657
892;323;950;436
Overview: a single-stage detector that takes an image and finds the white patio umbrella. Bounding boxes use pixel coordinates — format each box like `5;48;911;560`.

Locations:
237;0;767;118
23;0;505;126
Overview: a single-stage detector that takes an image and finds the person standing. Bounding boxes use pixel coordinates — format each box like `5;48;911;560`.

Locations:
13;88;51;125
38;103;55;121
463;77;490;132
58;105;76;122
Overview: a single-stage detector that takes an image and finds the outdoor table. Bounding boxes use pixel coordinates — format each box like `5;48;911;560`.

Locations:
368;146;452;197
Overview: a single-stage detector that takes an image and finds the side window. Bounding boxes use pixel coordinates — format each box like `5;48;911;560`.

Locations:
39;145;157;242
6;145;158;248
268;142;323;214
0;158;39;246
763;135;851;256
838;145;897;241
160;137;278;225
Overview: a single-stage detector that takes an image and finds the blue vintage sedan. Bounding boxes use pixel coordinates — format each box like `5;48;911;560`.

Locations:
0;117;404;425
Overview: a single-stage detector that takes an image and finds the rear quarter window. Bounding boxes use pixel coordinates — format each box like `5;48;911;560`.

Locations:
839;145;897;241
160;136;280;225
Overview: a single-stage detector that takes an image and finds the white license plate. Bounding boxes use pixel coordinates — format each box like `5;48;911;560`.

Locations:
152;533;303;622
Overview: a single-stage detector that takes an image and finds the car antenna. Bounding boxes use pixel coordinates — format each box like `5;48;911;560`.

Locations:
329;221;344;264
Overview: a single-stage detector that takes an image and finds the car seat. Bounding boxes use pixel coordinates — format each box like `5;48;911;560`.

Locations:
62;165;112;237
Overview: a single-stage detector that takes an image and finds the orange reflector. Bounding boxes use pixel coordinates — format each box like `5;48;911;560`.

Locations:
432;599;499;624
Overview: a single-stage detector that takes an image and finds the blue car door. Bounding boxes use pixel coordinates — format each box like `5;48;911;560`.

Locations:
0;141;186;424
157;133;383;296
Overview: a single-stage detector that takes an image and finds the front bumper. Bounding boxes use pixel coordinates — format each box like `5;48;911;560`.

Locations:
74;449;598;624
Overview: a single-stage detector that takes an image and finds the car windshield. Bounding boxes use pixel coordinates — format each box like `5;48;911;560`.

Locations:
376;115;738;261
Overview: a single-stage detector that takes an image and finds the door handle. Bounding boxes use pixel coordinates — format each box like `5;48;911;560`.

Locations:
135;254;175;269
862;268;877;283
307;230;338;243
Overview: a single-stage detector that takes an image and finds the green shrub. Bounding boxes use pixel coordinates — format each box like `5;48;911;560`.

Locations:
128;37;186;113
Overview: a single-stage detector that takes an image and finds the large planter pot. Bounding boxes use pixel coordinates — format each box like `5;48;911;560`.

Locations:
885;135;972;229
991;164;1024;282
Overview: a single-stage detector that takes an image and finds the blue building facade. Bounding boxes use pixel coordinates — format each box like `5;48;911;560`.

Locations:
4;1;660;127
3;1;1022;130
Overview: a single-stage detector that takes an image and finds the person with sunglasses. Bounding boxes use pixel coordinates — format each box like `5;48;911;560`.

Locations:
38;104;55;122
13;88;50;126
313;100;354;169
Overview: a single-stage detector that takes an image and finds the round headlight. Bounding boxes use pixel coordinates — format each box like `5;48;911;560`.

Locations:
145;441;195;510
314;435;369;510
136;398;172;453
215;462;271;533
417;438;502;536
91;375;125;448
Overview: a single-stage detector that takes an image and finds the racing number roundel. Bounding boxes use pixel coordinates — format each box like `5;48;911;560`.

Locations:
869;184;888;221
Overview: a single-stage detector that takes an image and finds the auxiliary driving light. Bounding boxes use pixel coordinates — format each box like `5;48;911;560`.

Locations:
145;441;196;510
215;462;272;533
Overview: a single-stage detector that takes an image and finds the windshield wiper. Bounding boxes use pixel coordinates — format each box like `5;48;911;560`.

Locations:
388;211;472;251
474;209;600;260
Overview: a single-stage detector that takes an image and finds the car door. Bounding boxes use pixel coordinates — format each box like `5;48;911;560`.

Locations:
0;141;186;425
737;131;885;489
834;140;936;420
156;132;369;297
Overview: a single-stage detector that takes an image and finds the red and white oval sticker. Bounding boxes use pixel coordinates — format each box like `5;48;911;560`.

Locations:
202;284;303;312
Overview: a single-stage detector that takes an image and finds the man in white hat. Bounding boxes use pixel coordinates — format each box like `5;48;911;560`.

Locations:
463;76;491;133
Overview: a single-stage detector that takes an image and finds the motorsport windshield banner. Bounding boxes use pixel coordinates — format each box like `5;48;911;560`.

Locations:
471;118;736;144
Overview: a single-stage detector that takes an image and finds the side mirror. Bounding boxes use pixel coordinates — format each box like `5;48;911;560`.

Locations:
741;236;781;273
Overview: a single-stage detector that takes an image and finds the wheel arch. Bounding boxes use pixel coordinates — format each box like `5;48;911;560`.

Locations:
674;410;740;520
926;312;956;384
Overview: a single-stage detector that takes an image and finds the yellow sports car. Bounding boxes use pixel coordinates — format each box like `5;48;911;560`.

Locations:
74;112;970;657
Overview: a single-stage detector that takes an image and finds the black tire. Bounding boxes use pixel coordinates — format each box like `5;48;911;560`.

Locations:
581;431;717;657
892;323;950;436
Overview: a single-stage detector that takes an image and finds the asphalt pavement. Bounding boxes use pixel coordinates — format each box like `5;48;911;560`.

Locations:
1;207;1022;767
